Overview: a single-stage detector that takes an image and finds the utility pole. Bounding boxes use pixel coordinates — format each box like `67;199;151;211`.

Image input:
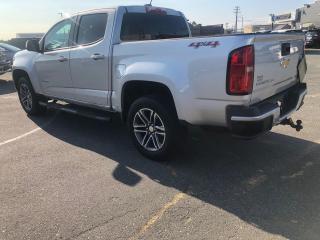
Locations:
241;16;244;33
234;6;240;33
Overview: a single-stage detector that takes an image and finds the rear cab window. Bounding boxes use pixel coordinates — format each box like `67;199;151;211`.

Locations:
120;8;189;42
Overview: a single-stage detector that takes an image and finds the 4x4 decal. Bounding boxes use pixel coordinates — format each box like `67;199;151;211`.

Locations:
189;41;220;49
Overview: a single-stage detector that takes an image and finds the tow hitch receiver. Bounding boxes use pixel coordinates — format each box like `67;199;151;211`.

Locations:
281;118;303;132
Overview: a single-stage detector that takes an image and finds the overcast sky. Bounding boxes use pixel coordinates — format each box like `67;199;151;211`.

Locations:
0;0;311;40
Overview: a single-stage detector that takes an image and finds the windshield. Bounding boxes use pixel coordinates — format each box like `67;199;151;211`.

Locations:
0;43;21;52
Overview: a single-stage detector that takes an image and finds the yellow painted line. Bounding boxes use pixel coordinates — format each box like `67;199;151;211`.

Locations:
307;94;320;98
166;165;178;177
129;192;186;240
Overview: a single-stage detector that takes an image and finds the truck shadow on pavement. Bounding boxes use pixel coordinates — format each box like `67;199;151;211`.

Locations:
0;79;16;95
31;112;320;240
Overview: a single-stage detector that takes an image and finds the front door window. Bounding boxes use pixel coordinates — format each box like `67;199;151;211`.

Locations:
44;19;72;52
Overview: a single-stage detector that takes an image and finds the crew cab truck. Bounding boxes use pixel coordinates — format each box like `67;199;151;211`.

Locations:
12;5;308;160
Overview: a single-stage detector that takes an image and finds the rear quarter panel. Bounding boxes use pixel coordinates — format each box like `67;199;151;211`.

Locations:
112;35;255;125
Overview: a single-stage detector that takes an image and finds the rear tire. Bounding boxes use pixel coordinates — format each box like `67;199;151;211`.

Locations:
17;77;46;115
127;95;179;161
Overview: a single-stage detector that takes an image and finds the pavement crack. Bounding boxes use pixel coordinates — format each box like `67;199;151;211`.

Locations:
67;209;138;240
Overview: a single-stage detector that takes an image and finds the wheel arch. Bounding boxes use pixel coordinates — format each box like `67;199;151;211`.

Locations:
12;69;32;90
121;80;178;122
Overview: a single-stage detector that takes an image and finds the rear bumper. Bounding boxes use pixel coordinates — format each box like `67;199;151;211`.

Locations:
226;83;307;138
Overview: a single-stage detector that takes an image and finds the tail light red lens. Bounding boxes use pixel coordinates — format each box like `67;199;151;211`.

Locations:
227;45;254;95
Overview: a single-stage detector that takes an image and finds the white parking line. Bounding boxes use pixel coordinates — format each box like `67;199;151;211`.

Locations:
0;95;18;99
0;116;56;147
0;127;42;147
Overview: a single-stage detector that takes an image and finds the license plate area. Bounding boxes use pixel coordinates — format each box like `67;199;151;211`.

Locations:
278;92;298;116
262;84;305;117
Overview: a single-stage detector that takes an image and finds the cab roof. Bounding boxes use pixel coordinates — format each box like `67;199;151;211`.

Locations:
74;5;182;17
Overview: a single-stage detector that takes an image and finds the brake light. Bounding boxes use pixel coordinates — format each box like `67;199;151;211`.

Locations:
227;45;254;95
146;7;167;15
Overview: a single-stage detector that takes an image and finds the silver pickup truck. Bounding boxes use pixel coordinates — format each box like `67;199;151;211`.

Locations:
12;5;307;160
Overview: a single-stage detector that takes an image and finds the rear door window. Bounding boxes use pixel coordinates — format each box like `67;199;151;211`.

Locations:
120;13;189;41
76;13;108;45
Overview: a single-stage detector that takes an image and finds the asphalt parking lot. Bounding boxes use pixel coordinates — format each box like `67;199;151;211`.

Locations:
1;50;320;240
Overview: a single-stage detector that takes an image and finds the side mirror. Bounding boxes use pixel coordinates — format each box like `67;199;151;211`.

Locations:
26;40;40;53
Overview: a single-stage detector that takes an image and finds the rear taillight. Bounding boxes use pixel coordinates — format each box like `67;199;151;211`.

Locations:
227;45;254;95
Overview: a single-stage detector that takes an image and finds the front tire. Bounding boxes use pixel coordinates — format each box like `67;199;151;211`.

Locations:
127;96;178;161
17;77;45;115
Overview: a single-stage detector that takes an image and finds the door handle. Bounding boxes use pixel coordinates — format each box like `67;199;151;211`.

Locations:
58;56;68;62
91;54;105;60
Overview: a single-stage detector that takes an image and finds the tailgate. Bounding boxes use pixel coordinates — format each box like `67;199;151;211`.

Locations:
251;33;305;104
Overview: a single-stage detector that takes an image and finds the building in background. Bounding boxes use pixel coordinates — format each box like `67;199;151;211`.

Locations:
244;0;320;33
272;12;297;29
16;33;44;39
2;33;45;50
244;24;272;33
296;0;320;29
190;23;224;36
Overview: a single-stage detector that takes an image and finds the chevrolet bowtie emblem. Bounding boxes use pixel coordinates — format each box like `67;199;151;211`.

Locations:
280;58;290;69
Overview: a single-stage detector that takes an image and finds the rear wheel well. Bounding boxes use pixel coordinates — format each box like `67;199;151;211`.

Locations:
121;81;178;122
12;69;30;89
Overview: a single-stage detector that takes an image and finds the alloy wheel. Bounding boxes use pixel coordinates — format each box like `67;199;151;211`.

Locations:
19;83;33;111
133;108;166;152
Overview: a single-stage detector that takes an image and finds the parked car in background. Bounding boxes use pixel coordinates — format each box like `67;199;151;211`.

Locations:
0;43;21;64
5;38;42;50
272;29;304;34
305;30;320;48
0;48;11;75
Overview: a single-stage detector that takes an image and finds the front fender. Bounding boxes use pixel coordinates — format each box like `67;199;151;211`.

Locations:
12;50;42;94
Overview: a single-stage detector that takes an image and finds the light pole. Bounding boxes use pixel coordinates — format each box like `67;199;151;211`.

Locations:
241;16;244;33
270;14;275;31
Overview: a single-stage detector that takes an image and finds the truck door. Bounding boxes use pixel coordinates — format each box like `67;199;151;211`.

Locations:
69;11;112;107
35;19;75;99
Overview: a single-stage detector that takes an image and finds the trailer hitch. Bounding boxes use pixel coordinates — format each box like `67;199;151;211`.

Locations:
281;118;303;132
